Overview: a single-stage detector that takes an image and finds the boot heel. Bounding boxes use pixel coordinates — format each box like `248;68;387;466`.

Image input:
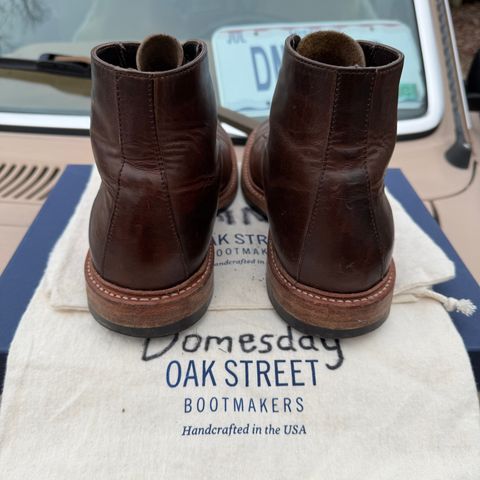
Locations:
85;245;214;338
266;242;395;338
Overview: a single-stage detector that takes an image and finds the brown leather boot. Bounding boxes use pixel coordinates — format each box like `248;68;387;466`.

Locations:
85;34;237;337
242;31;404;337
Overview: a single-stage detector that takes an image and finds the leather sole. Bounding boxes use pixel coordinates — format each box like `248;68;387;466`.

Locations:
267;241;395;338
85;244;214;338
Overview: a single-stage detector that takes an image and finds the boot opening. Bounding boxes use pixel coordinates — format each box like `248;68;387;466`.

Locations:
96;43;138;69
293;31;401;69
361;43;400;67
95;38;203;72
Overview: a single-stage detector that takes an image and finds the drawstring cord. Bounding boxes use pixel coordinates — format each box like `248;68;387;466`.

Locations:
410;288;477;317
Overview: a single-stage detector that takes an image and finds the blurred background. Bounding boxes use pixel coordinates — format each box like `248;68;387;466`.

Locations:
451;0;480;75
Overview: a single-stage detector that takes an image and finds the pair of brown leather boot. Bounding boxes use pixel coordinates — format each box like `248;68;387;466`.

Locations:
85;31;404;338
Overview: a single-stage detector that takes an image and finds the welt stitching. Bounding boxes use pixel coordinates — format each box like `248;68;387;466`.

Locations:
87;248;213;301
101;72;126;275
362;72;385;278
270;244;393;304
297;71;340;280
147;78;189;276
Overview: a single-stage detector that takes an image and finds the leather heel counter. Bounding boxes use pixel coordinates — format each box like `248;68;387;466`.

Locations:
88;185;113;277
94;162;188;291
89;41;218;291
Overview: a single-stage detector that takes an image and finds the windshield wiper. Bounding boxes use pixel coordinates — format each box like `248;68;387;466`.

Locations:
0;53;91;78
0;53;259;136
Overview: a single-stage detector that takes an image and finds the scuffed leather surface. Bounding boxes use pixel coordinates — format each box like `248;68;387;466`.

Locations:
251;36;404;293
249;121;269;191
89;41;230;290
216;124;235;196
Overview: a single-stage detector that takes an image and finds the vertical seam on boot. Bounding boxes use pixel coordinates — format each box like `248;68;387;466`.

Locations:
148;78;189;277
362;71;385;279
297;71;340;281
101;71;126;276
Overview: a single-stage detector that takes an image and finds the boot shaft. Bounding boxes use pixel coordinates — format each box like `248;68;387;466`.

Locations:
89;40;219;290
266;35;404;293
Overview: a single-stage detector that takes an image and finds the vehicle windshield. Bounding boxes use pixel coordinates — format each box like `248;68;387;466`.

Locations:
0;0;426;123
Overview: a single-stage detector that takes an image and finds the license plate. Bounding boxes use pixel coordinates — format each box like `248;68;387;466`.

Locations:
212;21;424;117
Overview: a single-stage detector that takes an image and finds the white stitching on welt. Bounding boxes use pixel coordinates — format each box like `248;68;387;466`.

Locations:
86;249;212;302
269;247;392;304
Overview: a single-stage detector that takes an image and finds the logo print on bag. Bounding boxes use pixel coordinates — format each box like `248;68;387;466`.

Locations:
142;326;344;372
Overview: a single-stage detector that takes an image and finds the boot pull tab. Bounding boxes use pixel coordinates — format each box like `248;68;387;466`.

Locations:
296;30;366;68
136;34;184;72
